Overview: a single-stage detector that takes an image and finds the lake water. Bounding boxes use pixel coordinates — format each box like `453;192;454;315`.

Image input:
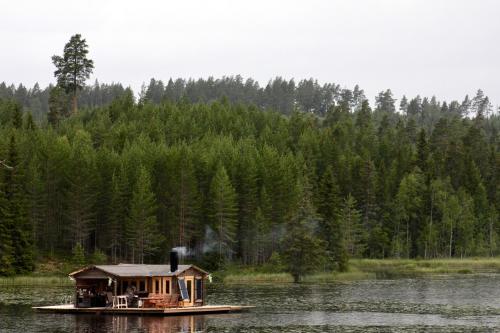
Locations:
2;275;500;332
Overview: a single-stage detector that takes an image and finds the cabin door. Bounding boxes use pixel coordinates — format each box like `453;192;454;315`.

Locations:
185;277;194;306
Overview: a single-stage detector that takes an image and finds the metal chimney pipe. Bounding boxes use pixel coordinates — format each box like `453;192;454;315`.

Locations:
170;250;178;272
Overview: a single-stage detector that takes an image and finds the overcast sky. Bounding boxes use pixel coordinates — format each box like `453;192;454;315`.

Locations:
1;0;499;106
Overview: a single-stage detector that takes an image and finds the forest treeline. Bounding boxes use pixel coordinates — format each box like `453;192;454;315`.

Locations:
0;79;498;276
3;76;498;121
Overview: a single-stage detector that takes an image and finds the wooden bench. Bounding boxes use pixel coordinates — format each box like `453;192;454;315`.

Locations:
142;293;179;308
155;294;179;308
141;294;162;308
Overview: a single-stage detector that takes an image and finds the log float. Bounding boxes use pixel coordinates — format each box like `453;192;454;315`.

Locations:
33;304;255;315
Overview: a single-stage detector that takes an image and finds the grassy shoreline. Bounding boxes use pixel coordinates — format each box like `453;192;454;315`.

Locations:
0;275;73;287
223;258;500;284
3;258;500;286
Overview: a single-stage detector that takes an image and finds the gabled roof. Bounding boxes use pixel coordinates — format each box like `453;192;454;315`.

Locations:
69;263;209;278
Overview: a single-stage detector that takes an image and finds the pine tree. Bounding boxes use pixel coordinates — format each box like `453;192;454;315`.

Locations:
399;95;408;114
375;89;396;114
209;164;238;263
471;89;491;119
52;34;94;114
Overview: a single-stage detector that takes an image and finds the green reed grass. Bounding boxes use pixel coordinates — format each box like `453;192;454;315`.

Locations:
223;257;500;283
0;276;73;287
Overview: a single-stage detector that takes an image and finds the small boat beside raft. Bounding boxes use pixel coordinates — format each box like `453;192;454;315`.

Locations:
33;251;254;316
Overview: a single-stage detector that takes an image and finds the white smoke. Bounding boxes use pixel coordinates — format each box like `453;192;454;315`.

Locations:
202;225;218;254
172;246;192;257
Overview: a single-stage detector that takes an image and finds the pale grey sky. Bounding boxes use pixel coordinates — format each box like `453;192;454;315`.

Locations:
1;0;499;105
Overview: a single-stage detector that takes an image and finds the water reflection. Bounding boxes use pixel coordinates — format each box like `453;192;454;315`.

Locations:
73;314;207;333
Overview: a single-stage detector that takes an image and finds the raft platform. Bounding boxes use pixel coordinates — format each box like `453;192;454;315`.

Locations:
33;304;254;316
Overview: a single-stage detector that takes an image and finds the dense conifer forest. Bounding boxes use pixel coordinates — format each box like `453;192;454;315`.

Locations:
0;77;498;275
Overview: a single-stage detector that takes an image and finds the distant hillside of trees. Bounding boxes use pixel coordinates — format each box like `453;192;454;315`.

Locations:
3;76;498;121
0;77;498;275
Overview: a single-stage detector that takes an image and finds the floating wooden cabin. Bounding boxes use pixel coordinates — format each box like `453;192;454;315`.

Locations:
69;263;208;308
34;251;254;315
69;251;207;308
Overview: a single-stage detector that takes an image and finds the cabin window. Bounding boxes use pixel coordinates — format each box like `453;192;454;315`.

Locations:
155;280;160;293
195;279;203;301
139;280;145;291
130;280;136;289
164;279;170;294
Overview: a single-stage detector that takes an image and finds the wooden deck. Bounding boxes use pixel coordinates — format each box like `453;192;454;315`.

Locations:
33;304;254;316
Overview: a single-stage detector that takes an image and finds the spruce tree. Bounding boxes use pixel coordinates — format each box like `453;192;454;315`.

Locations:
0;177;14;276
47;86;69;125
234;147;258;264
174;150;199;250
12;102;23;129
257;186;273;263
416;129;429;173
65;130;96;249
282;178;327;282
25;112;36;131
455;189;475;257
108;171;125;263
339;194;365;257
3;135;34;273
72;243;86;266
209;164;238;263
127;167;163;264
318;166;348;271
